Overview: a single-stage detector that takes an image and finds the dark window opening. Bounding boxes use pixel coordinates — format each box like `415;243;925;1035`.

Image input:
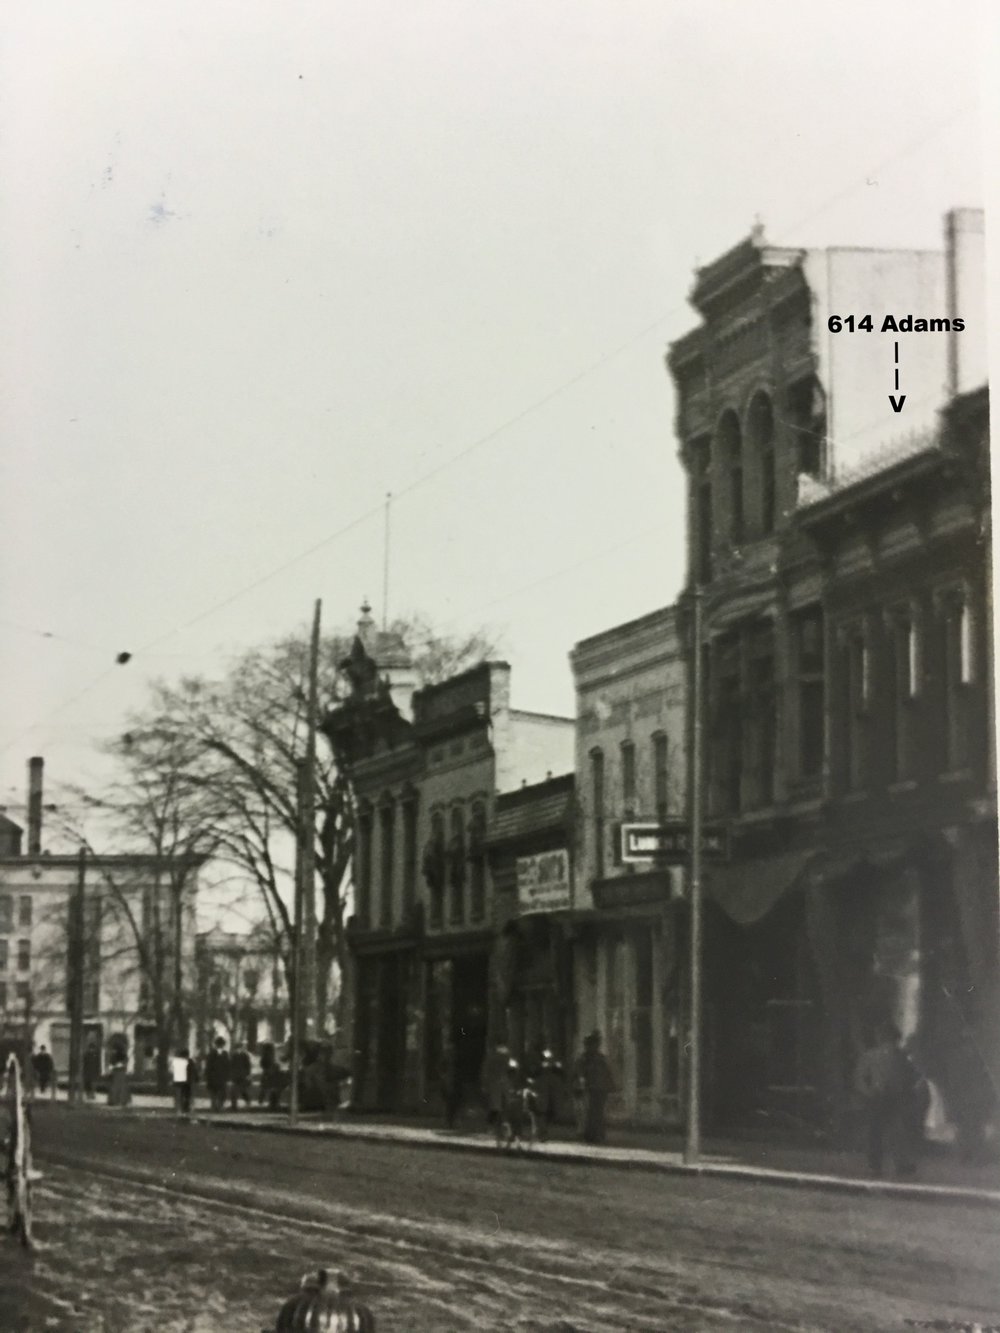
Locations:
653;733;669;823
795;608;825;779
591;749;605;877
748;392;776;535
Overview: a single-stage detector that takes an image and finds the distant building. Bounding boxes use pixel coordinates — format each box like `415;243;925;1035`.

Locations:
667;209;996;1132
323;606;574;1113
193;924;287;1054
570;605;687;1124
0;759;204;1079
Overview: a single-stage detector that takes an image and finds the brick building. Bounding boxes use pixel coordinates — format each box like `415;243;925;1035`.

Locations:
324;611;573;1112
570;605;688;1125
667;208;996;1134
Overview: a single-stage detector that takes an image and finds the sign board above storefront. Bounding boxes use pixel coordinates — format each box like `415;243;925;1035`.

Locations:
620;820;729;864
516;848;571;914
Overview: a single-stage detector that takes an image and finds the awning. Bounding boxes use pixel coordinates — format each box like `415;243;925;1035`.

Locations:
706;849;816;926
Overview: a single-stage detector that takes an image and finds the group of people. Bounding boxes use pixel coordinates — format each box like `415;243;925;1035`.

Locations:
29;1039;111;1101
469;1029;616;1147
171;1037;254;1116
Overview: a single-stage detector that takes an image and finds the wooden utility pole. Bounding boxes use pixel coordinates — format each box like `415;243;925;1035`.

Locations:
68;846;87;1104
300;598;322;1040
684;587;705;1166
289;758;305;1125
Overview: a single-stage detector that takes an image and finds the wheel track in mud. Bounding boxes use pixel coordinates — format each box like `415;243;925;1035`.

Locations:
38;1153;804;1331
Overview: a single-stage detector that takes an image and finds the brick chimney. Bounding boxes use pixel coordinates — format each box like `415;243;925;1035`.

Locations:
27;756;44;854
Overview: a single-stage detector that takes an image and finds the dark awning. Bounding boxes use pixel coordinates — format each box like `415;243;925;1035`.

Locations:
706;849;816;926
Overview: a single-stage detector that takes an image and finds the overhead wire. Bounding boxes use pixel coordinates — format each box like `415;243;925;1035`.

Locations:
1;98;980;757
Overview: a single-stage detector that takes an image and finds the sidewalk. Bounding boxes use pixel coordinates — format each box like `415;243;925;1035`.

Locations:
58;1092;1000;1208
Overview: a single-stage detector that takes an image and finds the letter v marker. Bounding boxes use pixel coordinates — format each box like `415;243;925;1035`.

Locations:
889;340;905;412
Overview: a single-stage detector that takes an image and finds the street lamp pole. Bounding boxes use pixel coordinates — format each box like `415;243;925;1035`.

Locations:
684;585;705;1166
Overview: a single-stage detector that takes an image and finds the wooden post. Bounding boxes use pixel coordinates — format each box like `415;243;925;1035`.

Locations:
684;587;705;1166
68;846;87;1104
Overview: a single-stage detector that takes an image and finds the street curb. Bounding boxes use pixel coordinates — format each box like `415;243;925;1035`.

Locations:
180;1111;1000;1210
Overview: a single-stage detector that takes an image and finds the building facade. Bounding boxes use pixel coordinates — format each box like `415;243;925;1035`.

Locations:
0;762;203;1079
324;615;574;1113
570;605;687;1125
667;209;996;1134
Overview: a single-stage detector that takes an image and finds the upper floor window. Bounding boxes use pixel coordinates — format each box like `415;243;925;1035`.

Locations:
843;624;870;791
468;803;487;923
424;810;446;928
0;939;8;971
378;799;395;929
691;439;713;584
448;806;466;925
717;411;743;545
653;733;669;823
747;392;776;535
18;896;31;928
621;740;636;819
746;622;776;807
0;896;11;932
402;793;419;918
713;634;743;815
942;588;974;770
794;607;825;780
590;748;605;878
17;938;30;971
886;610;919;783
356;803;373;927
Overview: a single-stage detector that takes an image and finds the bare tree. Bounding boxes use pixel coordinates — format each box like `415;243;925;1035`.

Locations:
114;613;496;1038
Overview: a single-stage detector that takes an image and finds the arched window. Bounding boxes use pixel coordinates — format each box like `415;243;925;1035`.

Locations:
717;411;743;544
422;810;446;928
747;392;775;535
448;805;466;925
468;803;487;923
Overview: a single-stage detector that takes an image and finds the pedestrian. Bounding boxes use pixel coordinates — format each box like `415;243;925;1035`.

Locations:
573;1031;615;1145
107;1052;131;1108
480;1039;512;1145
439;1044;462;1130
172;1047;194;1117
855;1022;919;1178
895;1039;930;1178
205;1036;231;1112
259;1042;276;1107
31;1045;55;1099
82;1040;100;1100
230;1043;252;1109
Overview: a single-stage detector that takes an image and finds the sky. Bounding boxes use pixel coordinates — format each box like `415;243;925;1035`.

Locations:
0;0;995;847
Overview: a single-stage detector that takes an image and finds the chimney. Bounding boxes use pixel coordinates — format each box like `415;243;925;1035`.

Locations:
27;756;44;855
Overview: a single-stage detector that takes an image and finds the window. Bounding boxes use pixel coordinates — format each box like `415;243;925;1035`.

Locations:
402;794;419;918
591;749;605;877
621;740;636;818
17;939;30;971
712;634;742;814
887;611;919;782
448;806;466;925
357;804;373;927
795;607;825;780
18;896;31;928
789;378;825;479
747;623;776;807
0;981;6;1010
379;799;395;928
426;811;446;928
0;895;11;931
844;626;869;791
942;590;973;770
0;939;7;970
717;411;743;545
653;733;669;823
748;392;776;535
16;982;29;1005
468;803;487;923
691;439;713;584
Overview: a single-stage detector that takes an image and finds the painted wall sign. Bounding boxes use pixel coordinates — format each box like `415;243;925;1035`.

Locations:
516;848;571;914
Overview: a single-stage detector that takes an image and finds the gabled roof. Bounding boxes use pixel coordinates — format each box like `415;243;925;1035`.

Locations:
488;774;574;846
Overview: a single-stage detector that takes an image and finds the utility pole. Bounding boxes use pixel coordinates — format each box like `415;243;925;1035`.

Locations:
68;846;87;1104
289;757;306;1125
300;598;321;1040
684;586;705;1166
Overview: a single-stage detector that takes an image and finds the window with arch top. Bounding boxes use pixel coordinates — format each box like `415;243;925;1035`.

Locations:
747;391;776;536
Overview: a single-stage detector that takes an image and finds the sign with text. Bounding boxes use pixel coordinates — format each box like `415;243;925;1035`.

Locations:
620;821;729;865
516;849;571;914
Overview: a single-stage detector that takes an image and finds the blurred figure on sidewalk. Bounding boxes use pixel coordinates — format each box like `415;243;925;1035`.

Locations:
172;1047;194;1117
31;1045;54;1099
82;1040;100;1100
205;1037;231;1112
230;1043;252;1109
574;1031;615;1145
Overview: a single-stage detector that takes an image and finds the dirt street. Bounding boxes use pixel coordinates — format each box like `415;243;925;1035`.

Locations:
4;1105;998;1332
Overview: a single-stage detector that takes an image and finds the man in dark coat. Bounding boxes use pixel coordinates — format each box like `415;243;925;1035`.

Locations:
230;1044;252;1108
205;1037;231;1111
32;1045;54;1098
82;1040;101;1099
574;1031;615;1145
